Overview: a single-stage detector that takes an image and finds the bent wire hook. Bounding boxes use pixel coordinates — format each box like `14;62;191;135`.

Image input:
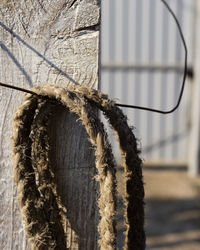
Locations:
0;0;188;115
116;0;188;114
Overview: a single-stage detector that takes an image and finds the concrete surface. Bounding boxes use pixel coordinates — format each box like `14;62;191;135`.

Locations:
144;166;200;250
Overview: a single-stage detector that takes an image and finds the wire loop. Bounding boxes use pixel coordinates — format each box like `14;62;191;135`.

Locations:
116;0;188;114
0;0;187;115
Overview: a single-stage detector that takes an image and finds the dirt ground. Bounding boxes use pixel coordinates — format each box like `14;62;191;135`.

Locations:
116;165;200;250
144;165;200;250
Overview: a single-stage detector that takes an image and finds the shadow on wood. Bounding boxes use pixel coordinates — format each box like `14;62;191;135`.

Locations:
49;104;98;249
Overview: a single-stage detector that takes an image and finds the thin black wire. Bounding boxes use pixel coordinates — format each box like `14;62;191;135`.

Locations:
0;82;37;95
116;0;188;114
0;0;187;115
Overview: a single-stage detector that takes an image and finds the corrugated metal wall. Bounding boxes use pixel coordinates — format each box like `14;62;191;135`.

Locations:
101;0;196;164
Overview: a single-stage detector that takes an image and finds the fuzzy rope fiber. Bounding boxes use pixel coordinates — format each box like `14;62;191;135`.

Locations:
12;84;145;250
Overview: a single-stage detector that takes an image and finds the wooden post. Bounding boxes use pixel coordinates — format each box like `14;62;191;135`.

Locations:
188;0;200;176
0;1;100;249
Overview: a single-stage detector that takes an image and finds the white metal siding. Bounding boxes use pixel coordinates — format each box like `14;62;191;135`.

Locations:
101;0;196;163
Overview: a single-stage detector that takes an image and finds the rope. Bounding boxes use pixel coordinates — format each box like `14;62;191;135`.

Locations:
12;84;145;250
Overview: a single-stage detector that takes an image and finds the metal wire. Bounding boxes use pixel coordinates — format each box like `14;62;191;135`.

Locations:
0;82;37;95
0;0;187;115
116;0;188;114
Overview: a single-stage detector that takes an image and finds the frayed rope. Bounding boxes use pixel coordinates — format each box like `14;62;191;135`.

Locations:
12;84;145;250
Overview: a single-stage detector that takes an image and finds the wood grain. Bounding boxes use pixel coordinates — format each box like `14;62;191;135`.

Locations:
0;0;100;249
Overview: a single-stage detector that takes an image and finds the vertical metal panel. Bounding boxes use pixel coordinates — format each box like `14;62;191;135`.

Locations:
134;0;143;142
101;0;195;164
159;1;170;159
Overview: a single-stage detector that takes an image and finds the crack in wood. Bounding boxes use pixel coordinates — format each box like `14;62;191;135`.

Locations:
69;0;78;9
75;23;99;33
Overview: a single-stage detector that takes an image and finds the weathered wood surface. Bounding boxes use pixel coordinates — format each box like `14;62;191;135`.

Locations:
0;0;100;249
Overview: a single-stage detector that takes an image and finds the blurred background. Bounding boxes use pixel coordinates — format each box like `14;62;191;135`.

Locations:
101;0;200;249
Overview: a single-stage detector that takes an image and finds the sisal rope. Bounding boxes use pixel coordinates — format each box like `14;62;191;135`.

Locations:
12;84;145;250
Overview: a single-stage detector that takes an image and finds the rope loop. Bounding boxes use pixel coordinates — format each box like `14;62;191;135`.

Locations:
12;84;145;250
